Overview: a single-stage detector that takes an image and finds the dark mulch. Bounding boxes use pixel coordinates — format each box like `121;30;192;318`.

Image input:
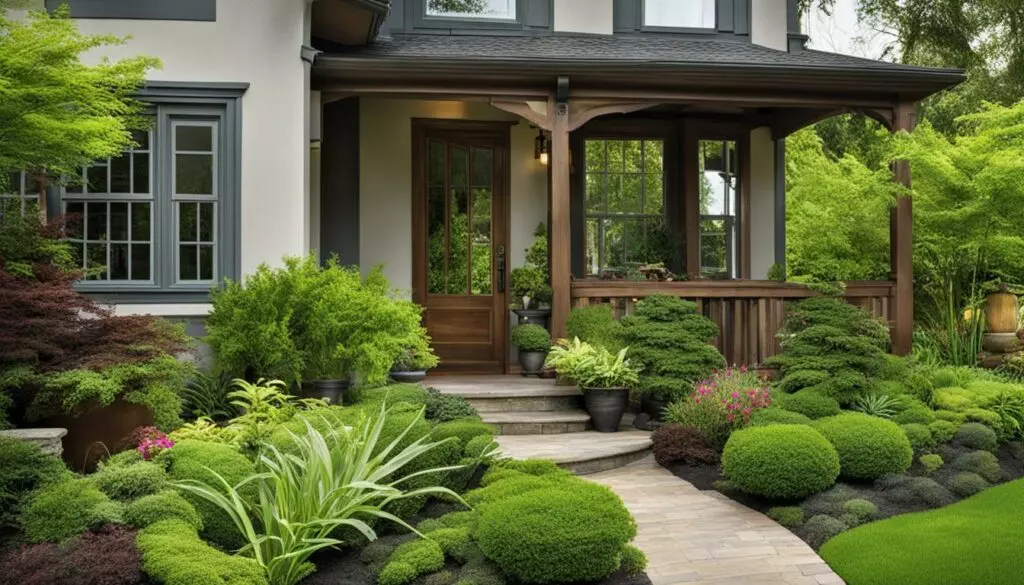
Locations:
667;440;1024;549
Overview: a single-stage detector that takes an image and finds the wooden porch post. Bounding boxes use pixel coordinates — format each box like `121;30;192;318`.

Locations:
550;86;571;340
891;102;916;355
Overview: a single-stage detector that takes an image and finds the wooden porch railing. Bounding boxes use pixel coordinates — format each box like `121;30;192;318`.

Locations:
571;280;895;367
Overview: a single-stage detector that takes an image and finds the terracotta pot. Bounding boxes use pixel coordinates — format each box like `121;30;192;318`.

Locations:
41;398;154;472
986;292;1020;333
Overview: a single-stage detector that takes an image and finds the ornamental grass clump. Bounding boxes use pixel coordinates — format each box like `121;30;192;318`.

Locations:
765;297;890;405
619;295;726;403
664;367;772;446
175;406;466;585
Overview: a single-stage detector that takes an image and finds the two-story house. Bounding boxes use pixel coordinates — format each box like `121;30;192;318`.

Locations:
10;0;963;374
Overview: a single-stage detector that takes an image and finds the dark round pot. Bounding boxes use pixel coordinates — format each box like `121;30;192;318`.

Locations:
302;379;349;405
513;308;552;329
537;366;557;379
641;395;669;421
583;387;630;433
390;370;428;384
518;351;548;376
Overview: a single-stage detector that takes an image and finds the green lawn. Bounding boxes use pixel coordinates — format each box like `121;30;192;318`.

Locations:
820;479;1024;585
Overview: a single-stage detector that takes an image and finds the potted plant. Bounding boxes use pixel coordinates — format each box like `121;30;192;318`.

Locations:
545;337;596;386
573;346;640;433
390;345;440;384
511;224;552;327
510;324;552;376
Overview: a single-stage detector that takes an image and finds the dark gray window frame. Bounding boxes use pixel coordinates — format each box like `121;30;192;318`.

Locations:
613;0;750;39
384;0;552;35
71;82;247;304
45;0;216;22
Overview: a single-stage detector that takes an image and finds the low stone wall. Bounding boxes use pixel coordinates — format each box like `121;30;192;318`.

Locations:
0;428;68;457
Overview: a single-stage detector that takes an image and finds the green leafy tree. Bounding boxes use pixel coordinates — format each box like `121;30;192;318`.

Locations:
0;6;159;192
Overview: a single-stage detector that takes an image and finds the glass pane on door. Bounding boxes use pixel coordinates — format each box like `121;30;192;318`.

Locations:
426;141;495;296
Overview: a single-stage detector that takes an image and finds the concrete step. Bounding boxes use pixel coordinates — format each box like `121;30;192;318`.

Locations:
496;430;653;475
481;410;591;435
430;377;583;413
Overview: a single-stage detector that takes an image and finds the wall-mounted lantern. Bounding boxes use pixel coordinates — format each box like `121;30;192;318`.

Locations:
534;128;549;165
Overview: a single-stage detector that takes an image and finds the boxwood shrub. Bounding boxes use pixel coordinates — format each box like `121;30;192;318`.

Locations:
721;425;840;499
919;453;944;474
928;420;959;444
950;451;1002;483
813;413;913;480
92;460;168;501
800;515;848;549
20;478;122;543
946;472;989;498
379;539;446;585
431;419;496;447
750;408;812;426
476;484;636;583
0;437;70;536
124;490;203;530
779;390;841;420
953;422;999;452
900;423;935;451
136;519;266;585
767;506;805;528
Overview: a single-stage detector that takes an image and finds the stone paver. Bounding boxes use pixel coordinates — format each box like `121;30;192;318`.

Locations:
496;430;653;474
588;457;845;585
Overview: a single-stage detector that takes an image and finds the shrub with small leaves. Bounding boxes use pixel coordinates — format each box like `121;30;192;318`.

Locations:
0;525;142;585
463;434;499;459
93;460;168;501
950;451;1002;483
124;490;202;530
136;519;266;585
875;475;955;508
767;506;805;529
425;389;478;422
429;526;472;562
800;515;848;550
946;472;989;498
651;423;720;467
360;540;397;567
0;437;70;536
431;419;496;446
510;324;551;353
750;408;812;426
721;425;840;499
928;420;958;444
900;423;935;451
779;390;841;420
841;499;877;522
813;413;913;480
893;406;937;425
379;539;446;585
619;544;648;575
919;453;944;474
20;478;121;543
953;422;999;452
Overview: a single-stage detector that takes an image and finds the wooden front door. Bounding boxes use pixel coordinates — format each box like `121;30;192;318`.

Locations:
412;120;509;374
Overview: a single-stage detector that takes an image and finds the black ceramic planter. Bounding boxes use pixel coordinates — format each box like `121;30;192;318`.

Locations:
518;351;548;376
390;370;428;384
513;308;552;329
583;387;629;432
303;380;349;405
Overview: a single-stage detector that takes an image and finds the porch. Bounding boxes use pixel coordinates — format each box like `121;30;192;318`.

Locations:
312;35;960;372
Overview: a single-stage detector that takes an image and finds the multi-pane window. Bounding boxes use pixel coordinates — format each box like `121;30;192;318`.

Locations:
699;140;740;279
644;0;715;29
1;171;42;216
584;139;666;276
64;130;153;281
173;122;218;283
426;0;516;20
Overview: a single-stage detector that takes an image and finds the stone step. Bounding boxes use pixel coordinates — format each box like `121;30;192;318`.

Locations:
481;410;591;435
496;430;653;475
430;377;584;413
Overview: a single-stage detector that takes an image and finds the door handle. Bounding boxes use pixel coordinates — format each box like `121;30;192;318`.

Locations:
497;245;506;293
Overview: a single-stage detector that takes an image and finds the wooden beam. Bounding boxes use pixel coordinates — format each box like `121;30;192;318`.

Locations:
550;96;572;340
490;99;551;131
568;100;657;131
570;88;896;110
891;102;916;355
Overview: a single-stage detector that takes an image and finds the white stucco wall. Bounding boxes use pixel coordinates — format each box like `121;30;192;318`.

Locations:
358;98;548;295
750;0;788;51
18;0;311;283
554;0;614;34
749;127;776;279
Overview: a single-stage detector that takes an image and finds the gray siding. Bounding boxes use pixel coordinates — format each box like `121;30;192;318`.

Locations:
45;0;216;21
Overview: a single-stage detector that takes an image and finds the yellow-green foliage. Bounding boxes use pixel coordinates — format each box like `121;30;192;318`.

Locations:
767;506;805;528
920;453;944;474
430;419;495;447
92;460;168;501
20;478;121;543
619;544;648;575
362;385;431;408
0;437;70;534
429;526;472;562
722;425;840;499
814;413;914;480
378;539;445;585
954;423;998;452
125;490;203;530
137;519;267;585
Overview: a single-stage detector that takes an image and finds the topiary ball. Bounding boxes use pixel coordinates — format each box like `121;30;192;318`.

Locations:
750;408;812;427
721;425;840;499
779;390;841;420
841;498;877;522
919;453;943;474
800;515;848;550
124;490;203;530
813;413;913;481
476;484;636;583
949;451;1002;483
92;460;168;501
946;472;989;498
900;423;935;451
953;423;998;453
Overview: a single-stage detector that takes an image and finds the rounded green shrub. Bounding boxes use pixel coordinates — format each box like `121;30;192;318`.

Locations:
813;413;913;480
0;437;70;534
900;423;935;451
619;544;647;575
158;440;255;550
430;419;495;448
101;449;144;469
463;434;499;459
950;451;1002;483
92;460;168;501
476;485;636;583
125;490;202;530
380;539;446;585
893;406;937;425
963;408;1003;435
919;453;944;474
946;472;989;498
933;409;966;424
800;515;848;550
953;423;998;452
361;384;431;408
429;526;472;562
928;420;958;444
721;425;840;499
750;408;812;427
875;476;955;508
426;391;478;423
136;519;266;585
779;390;842;420
841;498;877;521
20;478;117;543
361;540;397;567
767;506;805;529
510;324;552;353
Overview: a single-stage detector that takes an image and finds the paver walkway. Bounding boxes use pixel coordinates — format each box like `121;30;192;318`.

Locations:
588;457;845;585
